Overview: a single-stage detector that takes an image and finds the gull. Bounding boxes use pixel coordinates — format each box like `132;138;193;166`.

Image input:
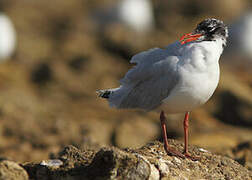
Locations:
92;0;155;33
0;13;16;61
97;18;228;160
226;12;252;64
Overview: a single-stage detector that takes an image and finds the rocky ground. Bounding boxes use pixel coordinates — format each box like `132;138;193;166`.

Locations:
0;0;251;179
1;140;252;179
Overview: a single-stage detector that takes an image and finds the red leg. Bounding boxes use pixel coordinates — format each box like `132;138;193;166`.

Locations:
160;110;185;158
183;112;190;155
183;112;199;161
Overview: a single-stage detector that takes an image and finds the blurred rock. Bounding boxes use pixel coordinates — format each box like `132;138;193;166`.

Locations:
215;69;252;126
31;62;53;85
0;160;28;180
23;141;252;180
48;15;72;43
220;141;252;171
68;55;89;72
215;90;252;126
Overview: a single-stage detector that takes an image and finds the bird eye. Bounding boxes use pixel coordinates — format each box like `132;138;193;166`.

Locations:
209;26;216;32
198;26;209;32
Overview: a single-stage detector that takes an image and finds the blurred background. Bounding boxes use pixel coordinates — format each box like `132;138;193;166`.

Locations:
0;0;251;168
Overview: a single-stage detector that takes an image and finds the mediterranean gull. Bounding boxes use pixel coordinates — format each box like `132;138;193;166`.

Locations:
97;18;228;160
0;13;16;60
92;0;154;33
226;12;252;66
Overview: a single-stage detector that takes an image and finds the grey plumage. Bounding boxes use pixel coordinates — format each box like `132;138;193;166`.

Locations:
97;18;228;112
98;18;228;160
97;43;181;111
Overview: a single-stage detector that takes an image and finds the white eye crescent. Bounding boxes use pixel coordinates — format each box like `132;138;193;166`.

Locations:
209;27;215;32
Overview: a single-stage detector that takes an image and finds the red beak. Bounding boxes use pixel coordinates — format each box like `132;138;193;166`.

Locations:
179;32;202;45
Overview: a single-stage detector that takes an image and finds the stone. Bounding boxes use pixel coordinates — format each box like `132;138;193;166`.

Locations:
0;160;28;180
22;140;252;180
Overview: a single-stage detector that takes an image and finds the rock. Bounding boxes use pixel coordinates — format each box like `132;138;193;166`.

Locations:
30;62;53;86
40;159;63;168
67;55;89;72
215;69;252;126
0;160;28;180
221;140;252;171
22;140;252;180
215;90;252;126
57;145;96;167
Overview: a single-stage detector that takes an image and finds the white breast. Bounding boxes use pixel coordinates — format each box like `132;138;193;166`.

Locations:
161;40;223;113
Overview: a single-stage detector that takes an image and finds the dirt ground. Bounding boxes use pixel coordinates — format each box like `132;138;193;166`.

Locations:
0;0;251;168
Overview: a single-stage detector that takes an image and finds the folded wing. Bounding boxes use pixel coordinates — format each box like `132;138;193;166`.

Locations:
109;44;181;110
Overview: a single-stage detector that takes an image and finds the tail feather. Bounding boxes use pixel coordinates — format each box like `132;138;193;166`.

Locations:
97;89;112;99
97;86;131;108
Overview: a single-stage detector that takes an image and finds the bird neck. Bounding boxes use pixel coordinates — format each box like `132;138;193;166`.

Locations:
199;38;225;58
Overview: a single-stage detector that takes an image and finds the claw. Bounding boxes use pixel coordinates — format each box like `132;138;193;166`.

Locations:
184;152;200;161
164;146;185;159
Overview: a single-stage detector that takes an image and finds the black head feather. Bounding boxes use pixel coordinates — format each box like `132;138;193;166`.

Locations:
194;18;228;45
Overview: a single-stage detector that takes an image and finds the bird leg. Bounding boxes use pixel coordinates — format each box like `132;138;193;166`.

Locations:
183;112;199;161
160;110;185;158
183;112;190;155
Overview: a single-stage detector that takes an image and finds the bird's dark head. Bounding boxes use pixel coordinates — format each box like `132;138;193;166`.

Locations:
180;18;228;46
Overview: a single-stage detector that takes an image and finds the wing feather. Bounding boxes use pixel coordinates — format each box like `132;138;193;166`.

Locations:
109;41;182;110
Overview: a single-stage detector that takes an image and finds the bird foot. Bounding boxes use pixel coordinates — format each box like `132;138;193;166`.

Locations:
164;146;185;159
164;146;200;161
184;152;200;161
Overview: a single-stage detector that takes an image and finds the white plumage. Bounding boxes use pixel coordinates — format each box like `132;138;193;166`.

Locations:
228;12;252;60
118;0;154;32
0;13;16;61
98;38;224;113
92;0;155;33
98;18;228;159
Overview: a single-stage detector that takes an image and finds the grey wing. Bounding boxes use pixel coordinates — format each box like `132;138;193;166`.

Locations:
120;48;168;85
118;55;180;111
164;41;183;56
121;42;181;85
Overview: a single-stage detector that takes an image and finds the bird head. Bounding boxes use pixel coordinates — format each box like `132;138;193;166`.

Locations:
180;18;228;46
